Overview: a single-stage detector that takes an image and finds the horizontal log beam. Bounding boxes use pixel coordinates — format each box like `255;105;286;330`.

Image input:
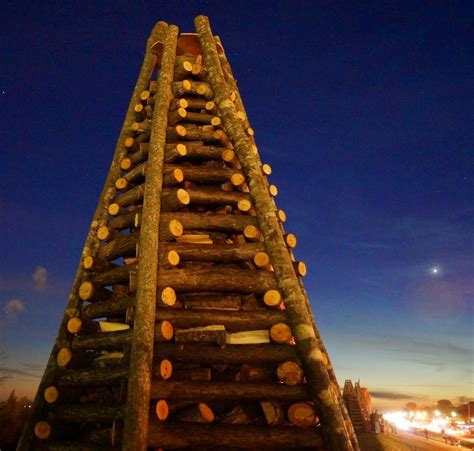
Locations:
155;309;286;331
148;422;323;449
57;367;128;387
160;212;257;233
155;268;277;293
82;296;134;319
71;329;132;351
166;163;240;184
153;343;297;365
150;380;308;402
49;405;124;423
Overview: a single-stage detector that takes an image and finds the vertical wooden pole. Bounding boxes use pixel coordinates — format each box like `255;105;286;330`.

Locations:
214;40;359;450
16;21;167;451
195;15;353;451
122;24;179;451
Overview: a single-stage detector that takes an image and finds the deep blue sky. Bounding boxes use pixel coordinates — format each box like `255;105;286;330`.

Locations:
1;1;473;409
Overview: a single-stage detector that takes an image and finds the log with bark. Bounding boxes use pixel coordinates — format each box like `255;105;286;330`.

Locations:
150;380;308;402
155;308;285;331
288;402;318;428
180;293;241;311
175;325;226;346
153;343;297;365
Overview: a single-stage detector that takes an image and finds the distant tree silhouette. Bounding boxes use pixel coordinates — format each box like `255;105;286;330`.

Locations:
437;399;455;415
404;402;418;412
0;390;32;449
0;348;10;385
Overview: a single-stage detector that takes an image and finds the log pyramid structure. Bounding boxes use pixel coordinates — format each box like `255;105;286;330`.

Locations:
18;16;359;450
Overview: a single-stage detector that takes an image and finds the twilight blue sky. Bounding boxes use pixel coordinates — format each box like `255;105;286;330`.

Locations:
1;1;473;409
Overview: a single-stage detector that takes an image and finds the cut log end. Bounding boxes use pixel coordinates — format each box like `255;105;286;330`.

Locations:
97;226;112;241
56;347;72;368
34;421;51;440
277;209;287;223
198;403;215;422
230;173;245;187
269;185;278;197
237;199;252;212
156;399;169;421
263;290;281;307
176;143;187;156
166;250;180;267
243;225;261;241
211;116;221;126
158;359;173;380
270;323;292;344
293;261;307;277
261;163;272;176
205;101;216;111
155;320;175;342
176;125;187;137
182;80;192;91
115;178;128;190
82;256;94;270
67;317;83;334
277;361;304;386
284;233;297;248
108;203;121;216
160;287;176;306
177;188;190;205
253;251;270;268
120;158;132;170
288;402;317;428
78;281;94;301
44;386;59;404
222;149;236;162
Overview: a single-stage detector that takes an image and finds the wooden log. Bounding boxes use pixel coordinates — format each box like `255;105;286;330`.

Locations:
154;320;174;342
154;343;297;365
163;167;184;186
238;363;274;383
124;131;150;153
34;421;51;440
175;325;226;346
243;224;262;242
220;405;252;424
171;367;211;382
277;361;304;385
115;184;145;207
270;323;293;344
153;358;173;380
196;18;353;450
172;79;193;97
142;267;278;294
82;296;134;319
139;89;151;104
123;24;179;451
161;211;258;232
155;399;169;420
174;60;193;80
66;316;97;335
71;329;132;351
97;233;138;261
157;286;177;307
293;261;307;277
134;103;147;121
148;421;323;449
164;142;188;162
90;264;135;287
181;293;241;311
183;144;233;161
263;289;282;308
156;309;285;332
253;251;271;268
288;402;318;428
166;164;240;185
48;404;124;423
108;208;141;230
260;401;284;426
284;233;297;248
276;209;287;223
174;403;214;423
170;98;189;111
78;281;111;302
181;97;216;111
96;226;120;242
161;188;190;211
226;330;270;345
56;366;128;387
44;386;59;404
164;242;265;264
180;186;250;207
167;125;216;143
150;380;308;402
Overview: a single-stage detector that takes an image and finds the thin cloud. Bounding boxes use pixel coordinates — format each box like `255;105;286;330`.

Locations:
2;299;26;323
32;266;48;292
371;391;416;400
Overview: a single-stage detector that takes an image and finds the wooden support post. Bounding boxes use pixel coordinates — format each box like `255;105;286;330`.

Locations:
122;23;179;451
195;15;353;450
16;21;168;451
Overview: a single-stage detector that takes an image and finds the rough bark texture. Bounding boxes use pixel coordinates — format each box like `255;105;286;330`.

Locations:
122;23;179;451
148;422;323;449
195;15;353;450
16;21;168;451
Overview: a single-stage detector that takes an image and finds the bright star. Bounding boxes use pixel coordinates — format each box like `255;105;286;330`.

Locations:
430;266;440;275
